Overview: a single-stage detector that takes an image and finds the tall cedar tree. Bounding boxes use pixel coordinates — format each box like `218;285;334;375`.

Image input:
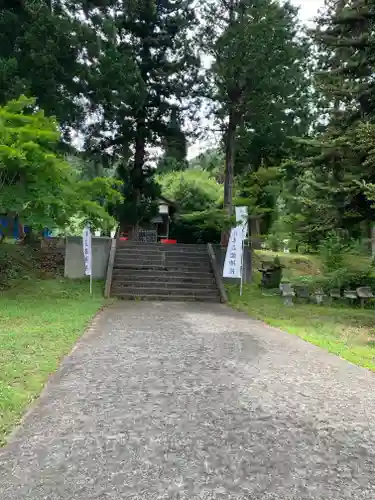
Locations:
83;0;201;231
0;1;100;138
157;108;188;172
294;0;375;243
203;0;312;236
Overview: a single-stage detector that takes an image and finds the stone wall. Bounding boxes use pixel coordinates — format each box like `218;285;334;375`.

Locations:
40;238;65;275
64;236;112;279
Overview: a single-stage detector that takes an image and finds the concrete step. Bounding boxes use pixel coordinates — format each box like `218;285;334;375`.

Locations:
113;263;212;272
112;280;218;290
117;243;207;251
114;258;211;267
115;252;210;261
112;283;219;296
110;239;220;303
116;246;208;254
112;273;215;284
115;253;210;260
112;269;214;280
112;291;220;302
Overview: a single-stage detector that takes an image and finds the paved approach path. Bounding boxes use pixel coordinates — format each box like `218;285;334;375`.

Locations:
1;302;375;499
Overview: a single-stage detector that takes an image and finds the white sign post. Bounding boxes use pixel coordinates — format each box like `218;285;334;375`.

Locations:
223;207;248;296
223;226;243;279
83;225;93;295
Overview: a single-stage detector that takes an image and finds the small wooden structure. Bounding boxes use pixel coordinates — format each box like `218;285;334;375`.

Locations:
150;197;174;240
120;197;175;242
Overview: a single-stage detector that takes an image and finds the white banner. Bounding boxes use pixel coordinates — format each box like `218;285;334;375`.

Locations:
223;226;244;278
83;225;92;277
235;206;248;233
223;207;248;279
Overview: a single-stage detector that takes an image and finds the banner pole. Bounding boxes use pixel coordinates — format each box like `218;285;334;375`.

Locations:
240;229;245;297
83;224;93;296
240;221;249;296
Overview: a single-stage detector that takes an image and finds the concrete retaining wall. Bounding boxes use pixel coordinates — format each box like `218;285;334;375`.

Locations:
64;236;112;279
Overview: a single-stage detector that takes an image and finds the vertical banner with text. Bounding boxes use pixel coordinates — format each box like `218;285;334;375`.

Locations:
223;207;248;279
83;225;92;277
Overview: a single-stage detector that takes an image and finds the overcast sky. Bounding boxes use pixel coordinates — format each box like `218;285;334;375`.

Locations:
291;0;325;24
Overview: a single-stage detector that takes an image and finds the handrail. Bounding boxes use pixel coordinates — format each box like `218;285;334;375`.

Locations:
207;243;228;303
104;238;117;298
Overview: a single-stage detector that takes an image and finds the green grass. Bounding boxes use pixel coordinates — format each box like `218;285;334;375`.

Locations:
254;250;322;281
228;284;375;371
255;249;375;278
0;278;106;445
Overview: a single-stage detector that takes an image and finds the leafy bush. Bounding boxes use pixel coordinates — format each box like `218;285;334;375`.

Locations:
264;232;283;252
326;268;375;291
318;230;351;273
0;243;41;289
0;96;122;230
291;268;375;294
291;274;330;292
157;169;225;243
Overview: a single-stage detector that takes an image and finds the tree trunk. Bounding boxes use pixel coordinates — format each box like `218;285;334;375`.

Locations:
371;222;375;259
133;118;146;236
221;107;237;246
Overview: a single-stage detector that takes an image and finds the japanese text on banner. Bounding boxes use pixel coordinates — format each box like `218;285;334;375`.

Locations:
83;226;92;277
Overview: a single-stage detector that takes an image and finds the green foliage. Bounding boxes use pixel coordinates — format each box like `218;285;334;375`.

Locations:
159;169;222;212
0;243;41;289
112;160;161;229
318;231;351;273
202;0;312;217
0;1;97;133
205;0;311;132
189;149;225;185
1;0;200;229
83;0;201;228
158;109;188;173
158;168;226;243
292;267;375;295
283;1;375;247
0;96;122;230
326;268;375;292
157;156;188;174
236;166;282;232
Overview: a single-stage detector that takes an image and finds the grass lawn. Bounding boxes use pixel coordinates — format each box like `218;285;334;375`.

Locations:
255;249;374;279
254;250;322;278
0;279;106;445
228;284;375;372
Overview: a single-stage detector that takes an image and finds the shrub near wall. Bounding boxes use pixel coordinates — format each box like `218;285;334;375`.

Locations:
0;243;42;289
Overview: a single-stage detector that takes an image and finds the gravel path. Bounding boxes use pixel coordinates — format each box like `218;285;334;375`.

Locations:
1;301;375;499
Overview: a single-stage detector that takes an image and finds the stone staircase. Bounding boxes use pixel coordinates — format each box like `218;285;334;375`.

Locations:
110;242;221;302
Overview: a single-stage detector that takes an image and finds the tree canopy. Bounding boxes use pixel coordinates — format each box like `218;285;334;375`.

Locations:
0;96;121;230
158;168;225;243
279;0;375;248
202;0;312;223
4;0;375;251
